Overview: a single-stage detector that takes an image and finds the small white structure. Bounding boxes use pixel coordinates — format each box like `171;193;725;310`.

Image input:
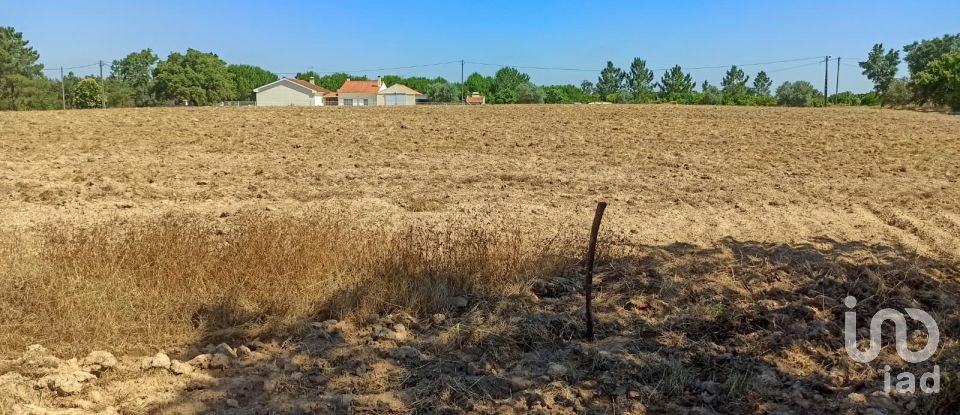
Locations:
466;92;485;105
253;78;333;107
337;76;386;106
380;84;423;106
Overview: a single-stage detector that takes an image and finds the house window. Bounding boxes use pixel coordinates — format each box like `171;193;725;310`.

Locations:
343;98;353;106
360;99;369;106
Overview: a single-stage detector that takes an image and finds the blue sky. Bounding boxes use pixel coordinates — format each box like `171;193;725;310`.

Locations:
7;0;959;92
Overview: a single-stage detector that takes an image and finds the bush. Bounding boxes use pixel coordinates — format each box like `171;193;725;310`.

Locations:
831;91;861;106
775;81;822;107
859;92;880;106
884;78;913;107
515;82;545;104
700;85;722;105
72;78;103;109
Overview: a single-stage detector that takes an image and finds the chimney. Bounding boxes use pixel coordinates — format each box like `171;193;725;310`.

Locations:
377;75;382;87
308;77;315;85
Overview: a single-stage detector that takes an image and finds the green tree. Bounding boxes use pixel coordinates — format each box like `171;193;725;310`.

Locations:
543;86;567;104
775;81;821;107
228;64;277;100
491;67;530;96
753;70;772;97
464;72;492;96
110;49;158;106
831;91;862;106
152;49;235;106
580;80;595;96
657;65;695;101
913;50;960;111
515;82;545;104
859;43;900;106
0;26;44;110
859;91;881;106
395;76;433;94
424;82;458;102
720;65;750;103
700;81;722;105
72;78;103;108
105;77;135;108
491;89;516;104
596;61;625;101
903;34;960;104
626;58;654;102
884;77;913;107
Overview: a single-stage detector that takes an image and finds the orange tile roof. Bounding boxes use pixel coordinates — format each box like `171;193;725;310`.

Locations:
286;78;332;94
339;80;382;94
466;95;485;104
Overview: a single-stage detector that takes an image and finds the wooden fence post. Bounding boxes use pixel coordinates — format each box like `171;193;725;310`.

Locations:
584;201;606;341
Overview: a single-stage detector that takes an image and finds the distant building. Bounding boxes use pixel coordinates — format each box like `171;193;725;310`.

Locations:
380;83;423;106
253;78;332;107
337;77;386;106
253;75;422;107
466;92;485;105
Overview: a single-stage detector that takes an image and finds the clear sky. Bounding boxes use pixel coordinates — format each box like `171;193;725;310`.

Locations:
6;0;959;92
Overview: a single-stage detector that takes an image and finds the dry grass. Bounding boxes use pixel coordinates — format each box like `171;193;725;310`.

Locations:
0;214;577;356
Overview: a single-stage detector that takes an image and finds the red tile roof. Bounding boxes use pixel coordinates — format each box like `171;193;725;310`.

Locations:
287;78;332;94
339;80;382;94
466;95;485;104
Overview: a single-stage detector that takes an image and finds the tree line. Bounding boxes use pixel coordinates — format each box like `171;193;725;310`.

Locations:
2;26;957;110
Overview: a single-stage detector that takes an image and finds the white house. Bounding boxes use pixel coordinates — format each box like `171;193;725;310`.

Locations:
380;84;423;105
253;78;333;106
337;77;386;106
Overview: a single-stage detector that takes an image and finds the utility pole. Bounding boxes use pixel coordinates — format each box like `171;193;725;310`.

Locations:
99;60;106;109
835;57;841;104
460;59;464;104
60;67;66;110
823;55;830;107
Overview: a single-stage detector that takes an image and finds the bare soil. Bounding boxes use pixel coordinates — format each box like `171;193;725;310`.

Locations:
1;105;959;414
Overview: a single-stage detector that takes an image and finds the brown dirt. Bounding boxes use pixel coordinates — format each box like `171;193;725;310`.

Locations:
1;105;959;414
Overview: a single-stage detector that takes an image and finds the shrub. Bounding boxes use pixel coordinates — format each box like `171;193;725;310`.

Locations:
72;78;103;109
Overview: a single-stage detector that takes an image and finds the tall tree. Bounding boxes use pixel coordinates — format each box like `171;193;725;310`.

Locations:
0;26;43;110
913;50;960;111
775;81;821;107
700;81;722;105
657;65;695;100
515;82;545;104
626;58;654;101
152;49;235;106
110;49;158;106
580;80;595;96
720;65;750;102
859;43;900;106
596;61;625;101
228;64;277;101
753;70;772;97
73;78;104;109
464;72;492;96
903;34;960;104
491;67;530;95
424;82;458;102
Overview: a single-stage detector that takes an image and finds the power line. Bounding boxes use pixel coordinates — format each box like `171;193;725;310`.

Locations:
275;60;460;76
466;56;825;73
765;60;824;73
42;62;100;72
